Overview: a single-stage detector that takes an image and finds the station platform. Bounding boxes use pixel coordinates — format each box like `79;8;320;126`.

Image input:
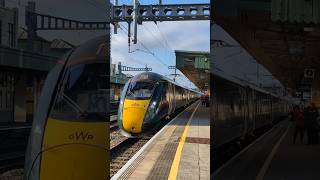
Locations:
0;124;31;131
112;101;210;180
212;118;320;180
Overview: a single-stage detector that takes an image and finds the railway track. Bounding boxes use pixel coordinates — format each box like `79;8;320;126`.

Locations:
0;152;25;174
0;126;31;174
110;137;150;177
110;115;118;131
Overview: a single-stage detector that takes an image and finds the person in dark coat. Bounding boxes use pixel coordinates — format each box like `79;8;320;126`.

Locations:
205;94;210;107
289;105;295;122
201;95;206;106
304;102;319;144
293;105;305;144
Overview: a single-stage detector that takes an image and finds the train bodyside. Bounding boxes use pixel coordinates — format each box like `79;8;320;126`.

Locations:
212;71;290;148
118;72;200;137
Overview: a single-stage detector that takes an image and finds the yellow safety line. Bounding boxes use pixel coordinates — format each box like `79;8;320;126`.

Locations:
168;102;200;180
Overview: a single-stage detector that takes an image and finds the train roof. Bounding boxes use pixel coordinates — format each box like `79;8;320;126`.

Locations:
65;35;108;67
212;67;281;98
131;72;201;94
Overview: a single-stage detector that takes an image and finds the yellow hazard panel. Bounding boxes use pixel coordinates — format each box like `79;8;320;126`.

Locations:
40;118;108;180
122;99;150;133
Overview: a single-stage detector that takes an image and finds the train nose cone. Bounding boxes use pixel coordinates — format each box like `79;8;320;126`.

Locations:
122;99;150;133
40;119;107;180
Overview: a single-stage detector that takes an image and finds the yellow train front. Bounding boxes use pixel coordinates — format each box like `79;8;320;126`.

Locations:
24;36;109;180
118;72;200;137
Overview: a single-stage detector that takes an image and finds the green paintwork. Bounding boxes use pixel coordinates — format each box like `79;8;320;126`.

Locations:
175;51;209;70
271;0;320;24
0;46;58;71
110;75;129;85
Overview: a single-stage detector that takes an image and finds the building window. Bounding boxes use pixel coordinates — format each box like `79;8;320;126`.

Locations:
8;23;15;47
0;71;14;111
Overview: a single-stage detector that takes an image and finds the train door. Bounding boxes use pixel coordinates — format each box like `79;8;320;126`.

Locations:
270;96;274;123
252;91;257;131
247;89;255;135
240;87;248;139
172;84;176;112
166;82;173;115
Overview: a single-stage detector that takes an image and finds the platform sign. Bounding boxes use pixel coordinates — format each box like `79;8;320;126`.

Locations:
304;68;315;79
302;91;311;100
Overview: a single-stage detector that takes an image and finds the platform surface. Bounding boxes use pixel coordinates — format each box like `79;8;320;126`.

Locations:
112;101;210;180
212;119;320;180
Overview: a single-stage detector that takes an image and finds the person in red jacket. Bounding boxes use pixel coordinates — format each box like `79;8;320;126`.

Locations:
293;105;305;144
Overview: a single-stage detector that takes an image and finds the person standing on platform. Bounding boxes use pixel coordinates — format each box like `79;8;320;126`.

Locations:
289;105;294;122
205;94;210;107
293;105;305;144
304;102;320;144
201;94;206;106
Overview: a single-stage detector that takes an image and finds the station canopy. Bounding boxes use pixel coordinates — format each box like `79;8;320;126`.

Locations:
175;50;210;93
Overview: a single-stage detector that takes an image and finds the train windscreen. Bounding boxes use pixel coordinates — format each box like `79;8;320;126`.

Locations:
50;63;108;121
126;81;154;100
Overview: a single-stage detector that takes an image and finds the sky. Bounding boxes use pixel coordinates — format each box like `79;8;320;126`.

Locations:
111;0;210;89
111;21;209;89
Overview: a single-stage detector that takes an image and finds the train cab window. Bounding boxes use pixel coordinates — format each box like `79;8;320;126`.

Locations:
126;81;155;100
50;63;108;121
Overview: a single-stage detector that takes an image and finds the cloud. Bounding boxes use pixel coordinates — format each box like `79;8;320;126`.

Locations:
111;21;209;83
111;20;209;88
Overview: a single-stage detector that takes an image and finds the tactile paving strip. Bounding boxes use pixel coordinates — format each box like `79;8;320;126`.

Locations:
185;137;210;144
116;102;199;179
147;117;191;179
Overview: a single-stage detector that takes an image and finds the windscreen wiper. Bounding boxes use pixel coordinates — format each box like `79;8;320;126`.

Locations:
59;93;88;117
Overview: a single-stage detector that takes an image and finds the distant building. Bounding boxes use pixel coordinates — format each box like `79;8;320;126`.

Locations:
17;28;74;57
0;4;74;124
0;2;18;48
17;28;51;53
0;3;20;123
49;39;75;57
110;62;131;101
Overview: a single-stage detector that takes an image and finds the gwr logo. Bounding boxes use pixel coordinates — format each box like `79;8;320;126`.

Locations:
132;103;140;107
68;131;94;141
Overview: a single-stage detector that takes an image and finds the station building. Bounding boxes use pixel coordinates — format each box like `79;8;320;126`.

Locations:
110;62;131;101
0;3;72;123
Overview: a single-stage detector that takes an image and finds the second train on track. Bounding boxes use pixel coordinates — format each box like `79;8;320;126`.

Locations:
118;72;201;137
